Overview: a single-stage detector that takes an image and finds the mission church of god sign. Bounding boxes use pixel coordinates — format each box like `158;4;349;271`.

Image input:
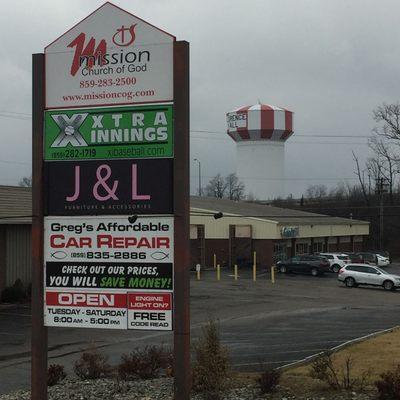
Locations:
45;2;174;108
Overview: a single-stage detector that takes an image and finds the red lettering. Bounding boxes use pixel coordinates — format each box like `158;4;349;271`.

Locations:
50;234;65;248
68;33;107;76
157;238;170;248
97;234;113;248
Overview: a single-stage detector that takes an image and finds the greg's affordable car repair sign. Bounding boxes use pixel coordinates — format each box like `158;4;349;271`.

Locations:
44;291;128;329
128;292;172;330
44;290;172;330
45;3;174;108
44;216;174;329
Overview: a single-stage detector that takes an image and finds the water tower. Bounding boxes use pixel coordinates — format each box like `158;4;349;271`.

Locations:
226;103;294;200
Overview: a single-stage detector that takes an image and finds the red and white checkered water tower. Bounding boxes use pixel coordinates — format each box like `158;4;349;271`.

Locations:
226;103;294;200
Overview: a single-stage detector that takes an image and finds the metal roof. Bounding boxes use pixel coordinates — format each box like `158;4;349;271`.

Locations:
0;186;32;224
0;186;369;227
190;196;369;226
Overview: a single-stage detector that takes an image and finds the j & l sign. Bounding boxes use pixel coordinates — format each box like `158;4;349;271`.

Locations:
44;158;173;215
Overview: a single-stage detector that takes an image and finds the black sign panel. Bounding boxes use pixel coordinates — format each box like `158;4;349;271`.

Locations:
44;159;173;215
46;262;173;291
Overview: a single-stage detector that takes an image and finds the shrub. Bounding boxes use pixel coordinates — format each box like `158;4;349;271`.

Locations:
309;352;369;391
74;345;111;380
192;320;230;400
118;345;172;380
258;367;281;394
1;279;26;303
47;364;66;386
375;365;400;400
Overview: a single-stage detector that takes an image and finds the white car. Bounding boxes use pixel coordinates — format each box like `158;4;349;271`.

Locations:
338;264;400;291
376;254;390;267
319;253;350;273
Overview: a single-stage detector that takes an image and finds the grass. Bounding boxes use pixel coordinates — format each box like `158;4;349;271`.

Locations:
280;327;400;394
234;327;400;396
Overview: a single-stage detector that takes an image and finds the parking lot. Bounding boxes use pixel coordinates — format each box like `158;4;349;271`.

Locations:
1;264;400;394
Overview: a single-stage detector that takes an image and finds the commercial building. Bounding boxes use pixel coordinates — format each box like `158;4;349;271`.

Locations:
190;196;369;268
0;186;369;292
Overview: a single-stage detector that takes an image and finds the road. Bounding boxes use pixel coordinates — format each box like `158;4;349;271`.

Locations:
1;264;400;394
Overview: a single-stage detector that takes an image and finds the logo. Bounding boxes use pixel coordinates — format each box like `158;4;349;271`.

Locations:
50;113;88;148
67;25;139;77
68;33;107;77
112;24;137;46
281;226;299;238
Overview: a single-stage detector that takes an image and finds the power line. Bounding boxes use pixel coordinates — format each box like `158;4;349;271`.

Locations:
191;129;373;138
190;174;358;181
0;159;30;166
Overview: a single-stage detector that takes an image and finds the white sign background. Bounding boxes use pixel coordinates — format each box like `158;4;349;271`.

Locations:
45;3;174;108
44;215;174;263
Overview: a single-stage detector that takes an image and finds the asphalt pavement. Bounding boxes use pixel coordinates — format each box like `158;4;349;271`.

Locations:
1;264;400;394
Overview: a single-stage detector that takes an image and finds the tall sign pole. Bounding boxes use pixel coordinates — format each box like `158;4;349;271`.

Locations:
173;41;190;399
31;53;47;400
32;3;190;399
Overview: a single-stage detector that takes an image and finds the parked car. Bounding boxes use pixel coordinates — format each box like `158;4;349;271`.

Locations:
368;250;391;263
376;254;390;267
346;252;363;263
356;252;378;265
319;253;350;273
338;264;400;291
277;255;330;276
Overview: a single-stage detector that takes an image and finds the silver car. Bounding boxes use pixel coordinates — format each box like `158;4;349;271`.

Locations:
338;264;400;291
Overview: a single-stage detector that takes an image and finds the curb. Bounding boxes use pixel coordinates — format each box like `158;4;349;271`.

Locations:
278;325;400;371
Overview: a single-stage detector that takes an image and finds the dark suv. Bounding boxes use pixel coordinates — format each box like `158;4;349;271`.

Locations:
277;255;330;276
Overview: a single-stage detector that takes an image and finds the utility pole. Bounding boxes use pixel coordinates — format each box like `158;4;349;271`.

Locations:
194;158;201;196
375;177;389;250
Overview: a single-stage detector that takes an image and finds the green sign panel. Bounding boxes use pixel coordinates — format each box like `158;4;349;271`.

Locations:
44;104;173;160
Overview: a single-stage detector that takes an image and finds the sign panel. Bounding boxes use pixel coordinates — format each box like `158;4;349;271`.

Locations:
127;292;172;330
45;262;173;291
45;290;172;330
44;159;173;215
44;215;174;261
281;226;299;238
44;290;128;329
44;104;173;161
45;3;174;108
44;216;174;329
227;111;247;131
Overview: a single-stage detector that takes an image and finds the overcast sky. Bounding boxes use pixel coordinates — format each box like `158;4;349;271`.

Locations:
1;0;399;196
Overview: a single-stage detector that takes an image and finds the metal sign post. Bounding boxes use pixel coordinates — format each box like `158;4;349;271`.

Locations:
173;41;190;399
31;53;47;400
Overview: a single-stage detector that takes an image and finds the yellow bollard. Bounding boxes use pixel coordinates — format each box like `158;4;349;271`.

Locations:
253;251;257;282
271;265;275;284
217;264;221;281
234;264;238;281
213;254;217;269
196;264;201;280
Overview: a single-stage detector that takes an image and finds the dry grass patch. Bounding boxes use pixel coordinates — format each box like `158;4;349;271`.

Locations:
282;327;400;392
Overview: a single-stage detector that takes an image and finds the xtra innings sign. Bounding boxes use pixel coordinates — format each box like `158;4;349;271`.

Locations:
44;104;173;160
45;2;174;108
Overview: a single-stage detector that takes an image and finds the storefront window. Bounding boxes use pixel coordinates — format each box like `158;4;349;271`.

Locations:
296;243;309;254
273;242;287;262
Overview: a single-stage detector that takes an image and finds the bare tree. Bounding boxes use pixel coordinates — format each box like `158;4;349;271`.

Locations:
368;136;398;203
305;184;327;199
225;173;245;201
352;151;370;206
328;182;348;200
373;103;400;141
205;174;226;198
18;176;32;187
